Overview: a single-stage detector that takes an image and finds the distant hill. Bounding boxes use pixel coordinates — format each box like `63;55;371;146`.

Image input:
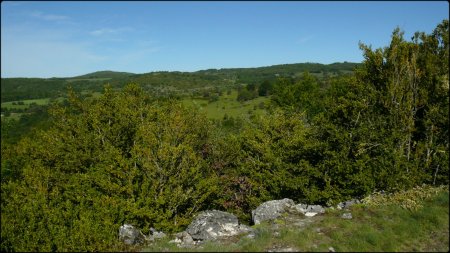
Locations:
195;62;360;84
197;62;359;74
1;62;360;102
70;70;136;79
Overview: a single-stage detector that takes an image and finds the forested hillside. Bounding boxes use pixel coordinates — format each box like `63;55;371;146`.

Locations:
1;20;448;252
1;62;357;102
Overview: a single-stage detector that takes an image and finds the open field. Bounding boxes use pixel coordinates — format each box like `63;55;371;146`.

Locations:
1;92;100;112
181;90;269;120
1;98;52;110
0;112;24;121
1;97;66;110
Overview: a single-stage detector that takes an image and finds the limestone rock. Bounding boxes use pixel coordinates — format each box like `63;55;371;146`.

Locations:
171;231;195;247
341;212;353;219
305;204;325;214
148;227;166;241
251;198;295;224
304;212;318;217
293;203;325;216
119;224;145;245
268;247;299;252
186;210;250;241
293;203;308;214
337;199;361;210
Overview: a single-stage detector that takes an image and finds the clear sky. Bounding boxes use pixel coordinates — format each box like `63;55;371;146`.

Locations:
1;1;448;78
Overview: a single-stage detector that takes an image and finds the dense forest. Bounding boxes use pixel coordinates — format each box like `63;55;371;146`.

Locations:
1;20;448;251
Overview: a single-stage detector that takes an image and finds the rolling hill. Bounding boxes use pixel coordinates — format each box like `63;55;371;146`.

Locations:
1;62;360;102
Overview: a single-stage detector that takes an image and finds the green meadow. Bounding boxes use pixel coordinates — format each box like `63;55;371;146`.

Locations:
181;90;269;120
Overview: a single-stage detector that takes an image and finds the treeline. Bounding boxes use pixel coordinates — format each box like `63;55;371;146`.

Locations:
197;61;359;84
1;78;106;102
1;62;357;103
1;20;448;252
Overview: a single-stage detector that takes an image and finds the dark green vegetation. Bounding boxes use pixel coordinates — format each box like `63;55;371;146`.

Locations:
70;70;135;79
1;20;448;252
143;186;449;252
1;62;357;102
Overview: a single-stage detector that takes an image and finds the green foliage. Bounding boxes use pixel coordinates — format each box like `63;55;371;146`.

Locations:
258;80;274;96
1;20;448;252
309;20;449;202
363;185;448;211
271;72;325;118
212;110;326;220
1;84;218;251
236;85;258;102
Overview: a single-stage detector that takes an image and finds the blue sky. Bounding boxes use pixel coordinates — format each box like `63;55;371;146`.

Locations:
1;1;448;78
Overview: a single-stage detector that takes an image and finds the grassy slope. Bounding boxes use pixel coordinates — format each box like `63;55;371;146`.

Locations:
181;90;269;120
1;98;53;109
141;188;449;252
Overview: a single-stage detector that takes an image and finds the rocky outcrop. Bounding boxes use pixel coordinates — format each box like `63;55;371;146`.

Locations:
119;224;146;245
119;197;363;249
251;198;295;225
186;210;251;241
251;199;328;223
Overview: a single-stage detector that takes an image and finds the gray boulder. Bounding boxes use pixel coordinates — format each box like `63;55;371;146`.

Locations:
252;198;295;225
119;224;145;245
293;203;308;214
337;199;361;210
293;203;325;217
148;227;166;241
305;205;325;214
186;210;250;241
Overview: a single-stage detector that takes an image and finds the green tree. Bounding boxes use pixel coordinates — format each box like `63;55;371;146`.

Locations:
258;80;273;96
271;73;324;119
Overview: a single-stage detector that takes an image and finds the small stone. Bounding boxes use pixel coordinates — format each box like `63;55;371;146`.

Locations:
329;246;336;252
337;199;360;210
174;231;194;247
270;247;298;252
341;213;353;219
305;212;318;217
246;232;256;239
